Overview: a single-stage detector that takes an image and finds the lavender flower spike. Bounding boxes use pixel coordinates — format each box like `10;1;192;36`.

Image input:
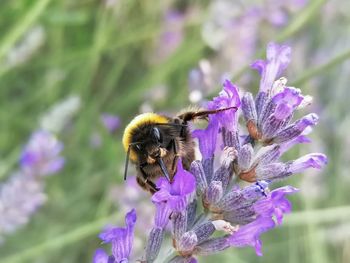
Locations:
96;209;137;263
146;162;196;262
93;42;327;263
1;130;65;243
0;172;47;243
287;153;328;174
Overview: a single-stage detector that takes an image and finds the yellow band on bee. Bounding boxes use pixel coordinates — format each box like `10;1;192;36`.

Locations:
122;113;168;161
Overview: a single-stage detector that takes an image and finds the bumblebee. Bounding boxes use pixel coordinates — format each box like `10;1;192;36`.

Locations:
122;107;237;193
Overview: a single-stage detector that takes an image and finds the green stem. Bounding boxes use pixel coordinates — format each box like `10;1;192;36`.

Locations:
292;48;350;86
0;0;52;62
1;215;116;263
275;0;326;42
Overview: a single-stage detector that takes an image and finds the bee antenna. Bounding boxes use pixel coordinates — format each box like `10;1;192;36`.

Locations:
124;144;132;180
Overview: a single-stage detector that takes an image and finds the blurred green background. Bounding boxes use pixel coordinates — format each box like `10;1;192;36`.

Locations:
1;0;350;262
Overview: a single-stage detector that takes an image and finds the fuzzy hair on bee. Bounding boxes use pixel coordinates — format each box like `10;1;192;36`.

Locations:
122;107;237;193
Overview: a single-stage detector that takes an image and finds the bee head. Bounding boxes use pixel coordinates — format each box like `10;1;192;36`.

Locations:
132;127;166;162
123;112;187;183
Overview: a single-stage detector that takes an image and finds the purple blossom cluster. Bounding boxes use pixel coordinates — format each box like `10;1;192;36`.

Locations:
0;130;64;243
93;43;327;262
150;9;186;64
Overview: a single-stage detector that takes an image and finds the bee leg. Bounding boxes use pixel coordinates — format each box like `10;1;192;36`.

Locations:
171;139;179;172
139;164;158;193
136;176;149;192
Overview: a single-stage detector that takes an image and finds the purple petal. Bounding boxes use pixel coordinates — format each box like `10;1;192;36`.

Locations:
251;60;266;75
254;186;299;224
227;217;276;256
152;187;172;203
272;87;303;119
288;153;328;174
168;195;189;212
192;117;219;159
296;113;319;130
98;209;136;261
207;79;241;131
171;161;196;196
93;249;109;263
99;227;126;243
279;135;311;155
152;161;196;212
125;208;136;254
252;42;291;93
125;208;137;230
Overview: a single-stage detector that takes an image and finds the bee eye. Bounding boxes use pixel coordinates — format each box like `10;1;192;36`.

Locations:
135;144;142;151
152;127;162;143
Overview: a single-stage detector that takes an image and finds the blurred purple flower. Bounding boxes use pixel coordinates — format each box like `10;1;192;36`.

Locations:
151;9;185;64
100;113;121;134
1;130;64;243
20;130;64;176
0;172;46;243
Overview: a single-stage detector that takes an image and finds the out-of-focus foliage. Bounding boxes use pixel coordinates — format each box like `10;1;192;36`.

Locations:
0;0;349;262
